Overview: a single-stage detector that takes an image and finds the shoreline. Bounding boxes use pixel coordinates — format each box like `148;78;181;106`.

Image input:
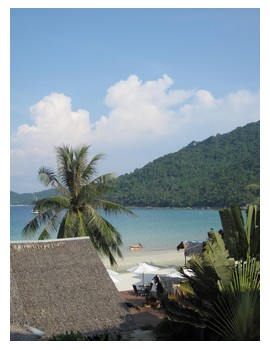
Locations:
100;248;185;291
100;248;185;273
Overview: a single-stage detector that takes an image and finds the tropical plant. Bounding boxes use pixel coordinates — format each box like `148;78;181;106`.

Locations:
22;145;134;265
160;225;260;340
208;257;260;340
160;232;235;338
219;204;260;260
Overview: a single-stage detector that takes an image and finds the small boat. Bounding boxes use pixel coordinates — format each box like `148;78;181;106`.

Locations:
129;243;143;250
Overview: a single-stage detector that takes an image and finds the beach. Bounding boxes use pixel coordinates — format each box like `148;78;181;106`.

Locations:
101;248;185;291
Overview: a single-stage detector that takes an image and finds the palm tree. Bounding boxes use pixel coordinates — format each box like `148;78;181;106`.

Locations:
22;145;134;266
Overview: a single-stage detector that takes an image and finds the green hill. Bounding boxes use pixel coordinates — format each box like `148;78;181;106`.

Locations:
10;189;58;205
10;121;260;208
109;121;260;208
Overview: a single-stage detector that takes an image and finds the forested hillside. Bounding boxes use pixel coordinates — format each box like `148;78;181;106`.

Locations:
10;189;58;205
109;121;260;208
11;121;259;208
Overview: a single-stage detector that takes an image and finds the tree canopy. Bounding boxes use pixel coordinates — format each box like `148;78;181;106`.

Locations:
109;121;259;208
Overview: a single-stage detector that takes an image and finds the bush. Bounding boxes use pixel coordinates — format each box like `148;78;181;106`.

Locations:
50;330;85;341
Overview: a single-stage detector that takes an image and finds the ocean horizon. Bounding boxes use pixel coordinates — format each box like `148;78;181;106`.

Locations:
10;206;222;251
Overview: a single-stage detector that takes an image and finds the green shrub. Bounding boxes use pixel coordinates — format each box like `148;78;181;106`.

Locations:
50;331;85;341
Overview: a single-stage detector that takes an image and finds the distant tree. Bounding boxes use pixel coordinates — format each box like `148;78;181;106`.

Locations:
22;145;134;266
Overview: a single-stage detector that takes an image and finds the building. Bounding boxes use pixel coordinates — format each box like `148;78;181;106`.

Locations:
10;237;135;340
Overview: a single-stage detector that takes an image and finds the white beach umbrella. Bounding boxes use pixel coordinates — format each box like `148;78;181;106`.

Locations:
109;274;120;283
106;269;119;276
107;269;120;283
127;262;160;285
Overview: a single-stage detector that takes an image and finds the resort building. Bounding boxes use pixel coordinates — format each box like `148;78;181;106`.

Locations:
10;237;135;340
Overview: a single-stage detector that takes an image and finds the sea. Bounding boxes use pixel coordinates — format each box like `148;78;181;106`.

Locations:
10;206;222;252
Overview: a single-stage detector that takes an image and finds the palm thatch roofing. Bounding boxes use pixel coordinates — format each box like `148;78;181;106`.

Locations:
176;240;205;254
156;276;184;295
177;240;205;263
10;237;135;339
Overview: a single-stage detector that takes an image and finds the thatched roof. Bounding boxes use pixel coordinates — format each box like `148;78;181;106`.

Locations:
10;237;135;339
177;240;205;256
157;276;184;295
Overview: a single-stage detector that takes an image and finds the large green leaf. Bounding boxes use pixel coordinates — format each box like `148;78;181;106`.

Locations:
246;205;260;259
208;258;260;340
219;208;240;259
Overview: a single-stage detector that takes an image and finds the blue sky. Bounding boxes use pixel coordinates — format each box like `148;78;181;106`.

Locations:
10;7;260;193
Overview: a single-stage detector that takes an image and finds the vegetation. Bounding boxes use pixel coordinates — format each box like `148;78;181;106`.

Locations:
157;204;260;340
10;189;57;205
22;145;134;266
11;122;259;208
49;331;85;341
49;330;110;341
219;203;260;260
110;121;260;208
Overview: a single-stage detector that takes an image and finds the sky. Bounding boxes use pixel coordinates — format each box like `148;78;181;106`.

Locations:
2;2;270;343
9;6;261;193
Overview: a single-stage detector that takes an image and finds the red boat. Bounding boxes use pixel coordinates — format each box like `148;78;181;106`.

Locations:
129;243;143;250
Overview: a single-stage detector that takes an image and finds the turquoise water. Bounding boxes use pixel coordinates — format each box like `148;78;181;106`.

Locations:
10;206;222;252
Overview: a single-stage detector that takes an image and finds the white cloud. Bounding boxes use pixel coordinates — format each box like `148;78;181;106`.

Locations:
10;75;259;192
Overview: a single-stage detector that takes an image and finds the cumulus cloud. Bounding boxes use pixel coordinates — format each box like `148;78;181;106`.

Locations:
93;74;197;143
14;93;92;145
11;75;259;192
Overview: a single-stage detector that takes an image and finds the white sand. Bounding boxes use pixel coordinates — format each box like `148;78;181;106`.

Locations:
101;248;185;291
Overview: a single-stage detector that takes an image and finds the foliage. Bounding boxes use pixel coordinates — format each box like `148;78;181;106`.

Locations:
49;330;85;340
154;318;216;341
208;257;260;340
219;204;260;260
182;232;235;298
109;121;259;208
160;232;235;334
10;189;58;205
22;145;134;266
11;122;259;208
160;215;260;341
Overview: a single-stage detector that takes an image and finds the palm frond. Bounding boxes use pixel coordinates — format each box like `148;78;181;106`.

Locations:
55;145;75;194
38;166;58;187
83;206;123;266
202;232;235;288
161;297;209;328
83;152;106;180
97;199;135;216
182;257;220;299
23;144;130;266
207;258;260;340
38;229;51;240
91;173;116;196
22;197;68;239
246;205;260;259
38;166;70;197
182;233;235;298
